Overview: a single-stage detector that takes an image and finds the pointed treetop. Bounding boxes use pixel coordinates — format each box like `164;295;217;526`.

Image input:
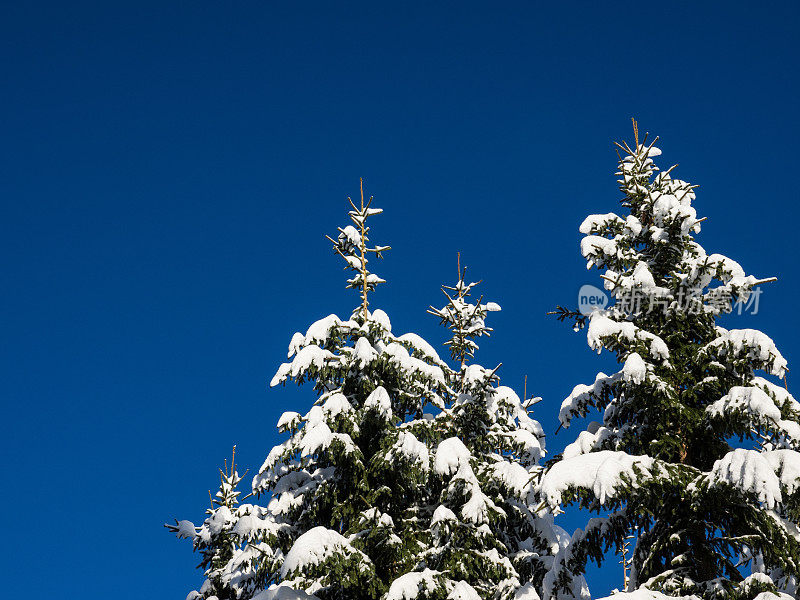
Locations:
428;254;501;382
211;445;245;510
326;178;390;322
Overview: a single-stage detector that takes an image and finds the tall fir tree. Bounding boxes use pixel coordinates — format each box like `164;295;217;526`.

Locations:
170;182;490;599
255;180;451;599
412;259;588;600
541;126;800;600
169;181;583;600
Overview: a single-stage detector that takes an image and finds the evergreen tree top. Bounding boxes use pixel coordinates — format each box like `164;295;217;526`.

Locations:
428;253;501;376
543;123;800;599
169;194;575;600
326;178;390;323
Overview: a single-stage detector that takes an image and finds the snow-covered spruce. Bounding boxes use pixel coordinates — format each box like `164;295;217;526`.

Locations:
418;265;588;599
168;184;446;599
169;184;525;599
542;132;800;599
256;298;451;600
167;181;578;599
166;453;278;600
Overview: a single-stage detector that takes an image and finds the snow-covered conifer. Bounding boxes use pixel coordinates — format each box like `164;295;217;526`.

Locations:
417;260;588;599
167;448;275;600
542;126;800;600
170;181;453;599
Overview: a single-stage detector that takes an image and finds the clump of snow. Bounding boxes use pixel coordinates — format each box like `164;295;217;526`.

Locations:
594;589;698;600
385;569;442;600
540;450;656;506
434;437;472;476
252;585;319;600
579;213;624;235
344;255;362;270
491;460;533;497
286;314;360;358
704;328;787;377
448;580;481;599
434;440;503;525
297;421;357;458
365;386;392;419
632;262;656;289
752;592;796;600
581;235;619;267
625;215;643;236
707;253;746;280
505;428;544;463
277;411;302;431
288;332;305;358
321;392;353;418
754;376;800;413
370;309;392;331
303;314;342;346
281;527;359;577
208;506;234;535
271;345;336;387
706;448;782;509
559;372;619;427
173;520;196;539
298;422;333;457
397;332;446;365
622;352;647;384
388;431;429;470
384;342;446;383
762;449;800;495
705;384;800;444
651;191;698;235
707;386;781;421
513;583;541;600
460;476;502;524
352;337;377;367
463;363;493;386
431;504;457;526
359;507;395;528
648;336;669;360
231;514;259;539
348;272;386;288
587;313;669;361
562;426;620;460
339;225;361;247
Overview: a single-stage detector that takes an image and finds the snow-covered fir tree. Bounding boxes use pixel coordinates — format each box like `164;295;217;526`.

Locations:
414;259;588;599
171;181;513;599
166;448;270;600
541;126;800;600
254;181;452;599
169;179;584;599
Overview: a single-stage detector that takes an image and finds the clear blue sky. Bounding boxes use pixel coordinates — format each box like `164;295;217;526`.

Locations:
2;1;798;597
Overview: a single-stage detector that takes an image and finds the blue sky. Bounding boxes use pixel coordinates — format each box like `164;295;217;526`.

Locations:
2;1;799;597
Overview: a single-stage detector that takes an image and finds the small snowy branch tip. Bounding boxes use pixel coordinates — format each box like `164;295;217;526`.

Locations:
325;180;390;319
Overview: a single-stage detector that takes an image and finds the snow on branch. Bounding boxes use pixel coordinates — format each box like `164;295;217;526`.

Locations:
540;451;657;507
702;328;788;378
